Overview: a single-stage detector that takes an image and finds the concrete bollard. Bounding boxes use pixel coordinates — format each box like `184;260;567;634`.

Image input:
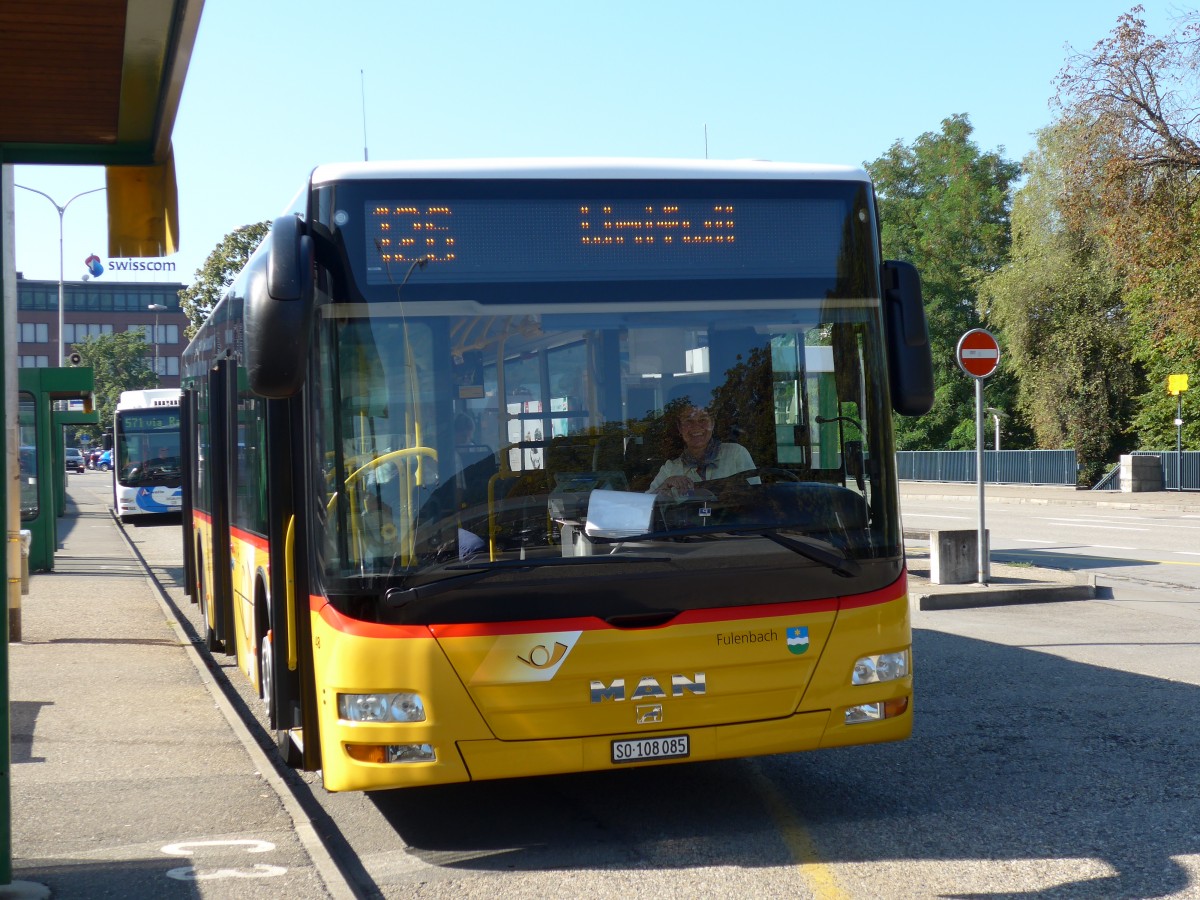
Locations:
1119;455;1163;493
929;529;989;584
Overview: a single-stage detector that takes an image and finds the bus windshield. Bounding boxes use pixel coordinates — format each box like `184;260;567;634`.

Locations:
314;297;898;612
116;409;181;486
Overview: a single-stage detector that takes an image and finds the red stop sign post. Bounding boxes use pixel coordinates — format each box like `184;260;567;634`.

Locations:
956;329;1000;584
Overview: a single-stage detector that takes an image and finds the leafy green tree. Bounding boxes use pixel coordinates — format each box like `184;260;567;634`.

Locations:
178;221;270;339
867;114;1021;450
72;330;158;440
1054;6;1200;449
979;125;1140;484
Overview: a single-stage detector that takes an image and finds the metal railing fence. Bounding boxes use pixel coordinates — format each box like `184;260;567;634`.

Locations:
896;450;1078;486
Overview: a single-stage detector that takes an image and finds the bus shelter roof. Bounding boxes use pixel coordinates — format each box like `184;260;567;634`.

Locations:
0;0;203;167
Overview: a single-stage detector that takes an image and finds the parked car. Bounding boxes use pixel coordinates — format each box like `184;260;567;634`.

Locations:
96;449;113;472
65;448;86;473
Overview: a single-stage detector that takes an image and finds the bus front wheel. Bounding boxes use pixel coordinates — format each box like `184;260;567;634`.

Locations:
196;550;221;652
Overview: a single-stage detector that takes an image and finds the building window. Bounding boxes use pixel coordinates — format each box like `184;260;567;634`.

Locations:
19;323;48;343
150;356;181;377
18;356;49;368
65;323;115;342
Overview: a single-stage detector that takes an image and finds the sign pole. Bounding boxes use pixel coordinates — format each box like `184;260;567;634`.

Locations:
956;328;1001;586
1178;393;1184;492
976;377;987;583
1168;375;1189;492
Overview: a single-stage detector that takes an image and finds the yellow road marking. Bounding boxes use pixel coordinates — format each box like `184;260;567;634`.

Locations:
746;761;852;899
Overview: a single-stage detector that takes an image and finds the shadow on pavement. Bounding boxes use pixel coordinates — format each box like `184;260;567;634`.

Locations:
360;627;1198;900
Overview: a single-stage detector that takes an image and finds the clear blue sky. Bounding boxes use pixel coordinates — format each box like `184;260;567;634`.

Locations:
11;1;1182;284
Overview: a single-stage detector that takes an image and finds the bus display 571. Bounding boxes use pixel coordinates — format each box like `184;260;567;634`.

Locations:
181;159;932;792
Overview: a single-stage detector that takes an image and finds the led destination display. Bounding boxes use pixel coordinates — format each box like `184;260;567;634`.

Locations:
362;196;852;284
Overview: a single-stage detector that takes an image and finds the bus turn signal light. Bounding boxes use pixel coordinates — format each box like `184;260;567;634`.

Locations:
844;696;909;725
345;743;436;764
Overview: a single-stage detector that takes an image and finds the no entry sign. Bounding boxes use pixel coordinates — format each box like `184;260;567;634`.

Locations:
956;328;1000;379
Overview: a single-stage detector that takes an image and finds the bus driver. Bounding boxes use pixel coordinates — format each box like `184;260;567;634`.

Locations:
647;405;755;499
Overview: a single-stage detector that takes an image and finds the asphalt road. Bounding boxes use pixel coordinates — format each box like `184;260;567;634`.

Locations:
900;493;1200;592
99;476;1200;899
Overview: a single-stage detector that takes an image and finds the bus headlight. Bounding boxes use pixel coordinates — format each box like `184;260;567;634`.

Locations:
337;692;427;723
851;650;909;685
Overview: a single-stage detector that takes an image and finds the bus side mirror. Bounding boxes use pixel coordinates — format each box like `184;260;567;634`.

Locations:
882;260;933;416
246;215;316;398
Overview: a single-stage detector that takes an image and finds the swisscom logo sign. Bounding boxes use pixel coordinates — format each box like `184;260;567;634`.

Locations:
83;254;177;277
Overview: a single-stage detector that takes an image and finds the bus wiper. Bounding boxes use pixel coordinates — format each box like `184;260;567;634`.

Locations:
384;554;671;608
588;524;861;578
758;530;860;578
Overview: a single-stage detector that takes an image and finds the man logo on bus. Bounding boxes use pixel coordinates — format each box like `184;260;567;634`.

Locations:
786;626;809;655
84;253;104;278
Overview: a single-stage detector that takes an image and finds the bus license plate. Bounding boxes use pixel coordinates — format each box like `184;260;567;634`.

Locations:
611;734;689;764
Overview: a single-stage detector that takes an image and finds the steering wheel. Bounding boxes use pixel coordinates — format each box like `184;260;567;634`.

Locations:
329;446;438;515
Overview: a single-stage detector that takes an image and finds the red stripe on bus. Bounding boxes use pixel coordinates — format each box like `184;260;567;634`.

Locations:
838;570;909;609
308;570;907;640
313;597;434;639
230;525;269;552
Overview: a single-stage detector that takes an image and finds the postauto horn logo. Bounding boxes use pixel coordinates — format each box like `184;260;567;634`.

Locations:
84;254;104;278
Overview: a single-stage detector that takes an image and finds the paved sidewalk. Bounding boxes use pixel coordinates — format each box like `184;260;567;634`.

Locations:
7;484;353;899
900;481;1200;610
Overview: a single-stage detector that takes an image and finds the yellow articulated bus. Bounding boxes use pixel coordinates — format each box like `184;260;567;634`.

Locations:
180;159;932;792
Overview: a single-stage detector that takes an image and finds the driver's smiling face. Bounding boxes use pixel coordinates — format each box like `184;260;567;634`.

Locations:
678;407;714;453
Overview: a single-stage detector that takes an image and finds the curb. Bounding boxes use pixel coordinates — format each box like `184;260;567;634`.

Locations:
914;576;1096;611
111;509;362;900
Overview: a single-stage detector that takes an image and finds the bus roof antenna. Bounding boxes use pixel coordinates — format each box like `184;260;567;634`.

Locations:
361;69;369;162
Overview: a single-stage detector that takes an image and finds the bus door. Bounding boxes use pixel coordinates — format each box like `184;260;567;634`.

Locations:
180;387;195;598
208;357;237;655
264;392;318;768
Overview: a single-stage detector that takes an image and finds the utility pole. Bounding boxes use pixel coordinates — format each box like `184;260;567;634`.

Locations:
15;184;106;364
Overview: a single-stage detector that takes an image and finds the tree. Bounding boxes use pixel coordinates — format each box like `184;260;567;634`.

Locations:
867;114;1022;450
177;221;271;339
73;330;158;440
1054;6;1200;449
979;124;1140;484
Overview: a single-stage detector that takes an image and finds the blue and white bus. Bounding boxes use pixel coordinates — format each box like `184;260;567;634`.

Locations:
113;388;182;520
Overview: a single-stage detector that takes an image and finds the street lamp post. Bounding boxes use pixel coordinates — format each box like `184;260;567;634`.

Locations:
15;184;106;365
985;406;1007;451
148;303;167;379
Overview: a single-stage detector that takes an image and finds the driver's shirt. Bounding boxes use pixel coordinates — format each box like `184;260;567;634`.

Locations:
647;442;755;493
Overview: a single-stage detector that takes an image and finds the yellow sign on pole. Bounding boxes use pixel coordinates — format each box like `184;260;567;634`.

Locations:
1167;374;1189;395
